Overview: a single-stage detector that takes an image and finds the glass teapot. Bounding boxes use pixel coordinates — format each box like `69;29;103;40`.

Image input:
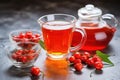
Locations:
72;4;118;51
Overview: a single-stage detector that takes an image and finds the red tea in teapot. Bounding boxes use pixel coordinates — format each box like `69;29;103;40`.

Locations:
72;4;118;51
72;22;116;51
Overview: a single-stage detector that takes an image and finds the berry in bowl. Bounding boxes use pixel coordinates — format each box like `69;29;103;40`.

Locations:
6;42;41;68
9;29;42;43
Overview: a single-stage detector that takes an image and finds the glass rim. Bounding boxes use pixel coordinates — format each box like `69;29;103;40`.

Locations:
38;13;77;24
9;29;41;34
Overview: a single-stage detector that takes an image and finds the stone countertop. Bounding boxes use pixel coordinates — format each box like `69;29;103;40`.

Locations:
0;0;120;80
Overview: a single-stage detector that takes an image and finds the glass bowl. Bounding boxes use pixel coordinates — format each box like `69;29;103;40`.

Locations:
9;29;42;44
6;42;41;68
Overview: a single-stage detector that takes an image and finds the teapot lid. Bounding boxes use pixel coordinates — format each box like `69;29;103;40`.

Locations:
78;4;102;19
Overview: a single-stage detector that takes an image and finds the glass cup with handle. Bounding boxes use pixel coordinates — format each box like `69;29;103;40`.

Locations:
38;14;86;59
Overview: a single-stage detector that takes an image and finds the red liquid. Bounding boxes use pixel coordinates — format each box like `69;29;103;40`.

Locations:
42;21;73;55
72;23;116;51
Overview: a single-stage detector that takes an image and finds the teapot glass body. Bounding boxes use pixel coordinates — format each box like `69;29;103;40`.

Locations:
72;4;118;51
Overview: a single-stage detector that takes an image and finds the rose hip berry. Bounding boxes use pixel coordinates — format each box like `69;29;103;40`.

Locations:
69;51;104;71
94;61;103;70
12;31;41;43
74;63;83;71
81;55;88;62
69;56;75;63
35;34;40;37
25;31;33;38
68;52;83;71
12;31;41;49
19;33;25;38
16;51;22;56
31;67;40;76
73;52;81;59
73;59;81;64
11;53;18;60
11;49;37;64
83;52;91;58
86;58;94;66
92;55;102;62
20;56;28;63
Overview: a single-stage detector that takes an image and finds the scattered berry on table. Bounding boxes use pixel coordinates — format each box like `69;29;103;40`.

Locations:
68;51;103;71
74;63;83;71
31;66;41;76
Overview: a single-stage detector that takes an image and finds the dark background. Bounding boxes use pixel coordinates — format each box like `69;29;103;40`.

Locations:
0;0;120;39
0;0;120;15
0;0;120;80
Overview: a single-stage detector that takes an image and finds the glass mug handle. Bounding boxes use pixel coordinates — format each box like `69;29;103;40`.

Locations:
70;28;87;52
102;14;118;27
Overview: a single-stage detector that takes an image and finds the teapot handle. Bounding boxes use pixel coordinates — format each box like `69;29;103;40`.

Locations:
70;28;87;52
101;14;118;27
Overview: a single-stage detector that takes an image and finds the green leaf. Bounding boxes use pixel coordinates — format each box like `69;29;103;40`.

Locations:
39;40;45;50
96;50;114;66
